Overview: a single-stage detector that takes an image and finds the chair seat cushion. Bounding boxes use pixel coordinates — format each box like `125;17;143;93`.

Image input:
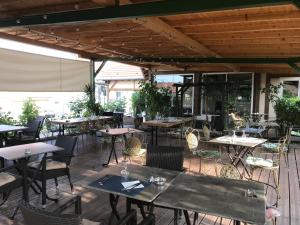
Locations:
291;130;300;137
82;218;101;225
261;142;288;152
0;172;17;187
245;156;277;168
28;160;67;170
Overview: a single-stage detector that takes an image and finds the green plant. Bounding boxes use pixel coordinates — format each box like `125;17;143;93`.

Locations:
69;84;103;118
103;98;126;112
274;97;300;128
131;92;145;116
0;111;16;125
84;84;103;116
69;96;87;118
261;83;283;105
19;98;39;124
138;81;172;119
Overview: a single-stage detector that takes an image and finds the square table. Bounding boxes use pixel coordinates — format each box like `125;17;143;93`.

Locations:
0;124;28;147
50;116;113;135
208;136;267;168
142;117;193;145
155;173;266;225
99;128;143;167
81;165;180;224
0;142;63;202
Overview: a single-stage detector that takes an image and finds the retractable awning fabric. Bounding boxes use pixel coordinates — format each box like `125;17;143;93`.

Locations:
0;47;90;92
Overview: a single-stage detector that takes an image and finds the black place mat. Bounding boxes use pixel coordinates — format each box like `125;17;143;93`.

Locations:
89;174;151;196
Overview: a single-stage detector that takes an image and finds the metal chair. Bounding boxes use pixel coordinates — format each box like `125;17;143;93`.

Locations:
27;136;78;206
19;195;155;225
185;128;221;175
123;136;146;164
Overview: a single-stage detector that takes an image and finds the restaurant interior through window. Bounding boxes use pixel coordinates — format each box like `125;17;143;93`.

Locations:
201;73;253;130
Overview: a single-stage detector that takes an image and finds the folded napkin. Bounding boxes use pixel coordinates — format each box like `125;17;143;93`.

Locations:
121;180;144;189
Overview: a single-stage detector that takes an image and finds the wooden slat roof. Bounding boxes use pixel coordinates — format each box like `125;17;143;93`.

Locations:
0;1;300;74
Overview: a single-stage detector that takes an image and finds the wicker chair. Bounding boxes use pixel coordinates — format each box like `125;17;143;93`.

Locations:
7;116;45;146
145;145;184;225
146;145;184;172
0;166;22;206
19;195;155;225
28;136;78;206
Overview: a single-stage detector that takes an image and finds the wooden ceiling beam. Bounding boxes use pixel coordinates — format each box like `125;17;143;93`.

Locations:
0;0;296;28
119;0;238;71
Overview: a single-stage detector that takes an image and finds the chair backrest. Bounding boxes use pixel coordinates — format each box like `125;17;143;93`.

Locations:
219;164;241;180
53;136;78;165
125;136;142;156
185;128;199;151
24;116;45;138
103;111;114;117
19;202;81;225
146;145;184;171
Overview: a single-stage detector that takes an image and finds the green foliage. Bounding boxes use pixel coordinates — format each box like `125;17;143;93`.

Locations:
0;111;16;125
69;84;103;118
274;97;300;127
103;98;126;112
138;81;172;119
69;96;87;118
19;98;39;124
131;92;145;116
84;84;103;116
261;83;283;105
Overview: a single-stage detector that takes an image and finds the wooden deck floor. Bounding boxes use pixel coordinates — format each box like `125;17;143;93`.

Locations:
0;135;299;225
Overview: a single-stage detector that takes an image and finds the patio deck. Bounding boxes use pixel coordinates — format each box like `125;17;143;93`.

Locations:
0;135;299;225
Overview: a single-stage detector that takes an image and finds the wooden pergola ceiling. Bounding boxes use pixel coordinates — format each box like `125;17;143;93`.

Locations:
0;0;300;74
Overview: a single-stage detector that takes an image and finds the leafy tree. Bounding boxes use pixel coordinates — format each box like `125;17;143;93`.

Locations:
19;98;39;124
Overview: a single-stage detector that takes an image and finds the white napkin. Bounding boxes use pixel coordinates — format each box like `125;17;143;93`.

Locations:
121;180;144;189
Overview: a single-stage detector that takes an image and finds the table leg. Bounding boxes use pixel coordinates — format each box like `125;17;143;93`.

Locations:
183;210;191;225
151;126;154;145
21;158;29;202
155;127;158;145
108;194;120;225
233;220;241;225
103;136;117;167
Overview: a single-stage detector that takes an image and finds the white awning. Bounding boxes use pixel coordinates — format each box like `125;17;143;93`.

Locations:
0;47;90;92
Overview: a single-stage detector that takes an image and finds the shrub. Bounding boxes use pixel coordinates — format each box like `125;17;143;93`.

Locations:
131;92;145;116
274;97;300;128
0;111;16;125
19;98;39;124
103;98;126;112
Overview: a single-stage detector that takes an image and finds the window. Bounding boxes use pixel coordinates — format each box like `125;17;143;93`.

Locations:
116;91;122;100
283;80;299;98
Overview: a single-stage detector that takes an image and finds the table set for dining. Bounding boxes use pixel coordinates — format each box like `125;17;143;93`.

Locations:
0;142;63;207
81;164;265;225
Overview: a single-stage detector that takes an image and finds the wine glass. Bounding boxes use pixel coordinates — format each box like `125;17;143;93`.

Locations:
121;159;129;179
